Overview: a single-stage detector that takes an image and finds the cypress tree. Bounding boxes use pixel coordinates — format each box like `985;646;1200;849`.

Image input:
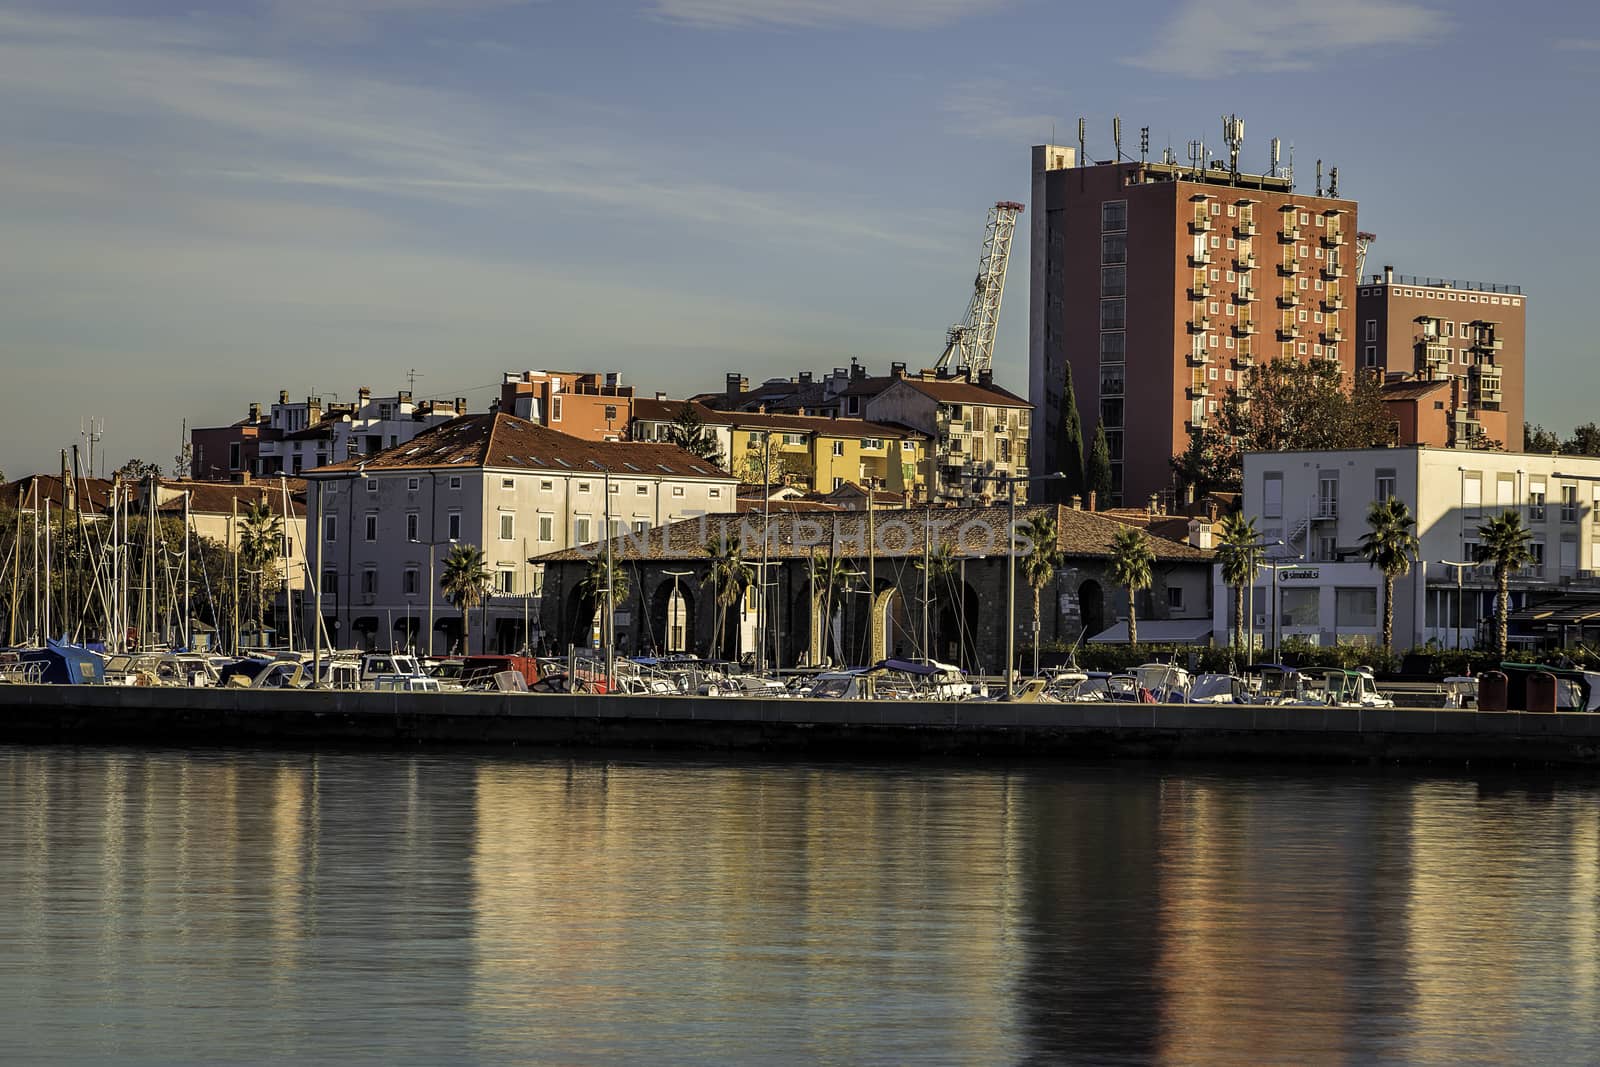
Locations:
1058;362;1085;502
1086;421;1112;509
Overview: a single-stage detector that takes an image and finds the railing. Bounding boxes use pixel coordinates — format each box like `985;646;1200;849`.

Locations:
1364;273;1522;295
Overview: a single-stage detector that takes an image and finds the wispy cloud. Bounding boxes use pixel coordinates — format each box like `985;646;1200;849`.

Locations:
649;0;1009;30
941;79;1065;142
1126;0;1446;78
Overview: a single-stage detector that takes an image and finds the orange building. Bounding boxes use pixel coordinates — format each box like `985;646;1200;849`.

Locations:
497;370;634;442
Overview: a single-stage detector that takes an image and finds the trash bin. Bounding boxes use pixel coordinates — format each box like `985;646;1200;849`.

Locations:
1525;671;1558;714
1477;671;1508;712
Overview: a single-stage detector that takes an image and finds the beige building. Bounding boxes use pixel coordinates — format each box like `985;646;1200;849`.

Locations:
304;412;738;654
864;371;1031;503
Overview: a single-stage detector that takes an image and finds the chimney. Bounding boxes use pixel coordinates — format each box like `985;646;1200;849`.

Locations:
796;407;806;416
279;390;289;405
1088;490;1097;511
1148;493;1159;517
1205;499;1220;522
849;358;865;381
456;397;466;413
726;373;747;399
798;371;813;386
358;386;371;405
1383;264;1394;284
1071;495;1082;511
757;403;767;414
248;402;260;421
655;391;666;401
891;361;907;378
978;368;994;388
1188;517;1213;550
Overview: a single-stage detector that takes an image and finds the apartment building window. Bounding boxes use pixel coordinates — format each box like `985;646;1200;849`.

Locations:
1263;473;1283;519
1529;480;1546;521
604;405;618;423
1167;587;1185;611
999;438;1012;462
578;481;591;493
407;476;420;491
501;477;515;490
448;476;462;490
1101;398;1124;429
500;513;514;541
405;513;418;542
1100;364;1125;396
1364;346;1378;368
672;486;685;497
1100;299;1126;330
366;479;378;494
902;441;915;453
448;512;462;541
538;515;553;542
364;514;377;542
552;396;562;421
1365;320;1377;341
322;569;338;596
609;483;619;495
709;488;721;498
635;483;648;496
1101;233;1126;265
1100;332;1125;362
574;517;591;543
863;438;883;450
361;568;378;596
832;441;845;457
1562;484;1579;522
540;479;553;491
1375;470;1396;501
229;443;241;471
497;569;515;594
1561;536;1578;577
633;521;648;536
1529;540;1546;578
1464;474;1483;517
403;568;418;596
324;516;338;543
1100;265;1126;297
1101;200;1127;232
833;477;844;490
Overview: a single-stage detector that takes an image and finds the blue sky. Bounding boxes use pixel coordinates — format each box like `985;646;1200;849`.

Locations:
1;0;1596;477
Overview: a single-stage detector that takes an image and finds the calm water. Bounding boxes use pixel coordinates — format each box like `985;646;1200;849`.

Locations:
2;747;1597;1065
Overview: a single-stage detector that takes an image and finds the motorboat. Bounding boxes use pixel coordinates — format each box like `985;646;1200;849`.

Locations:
1130;662;1193;702
1441;675;1478;709
1185;673;1248;704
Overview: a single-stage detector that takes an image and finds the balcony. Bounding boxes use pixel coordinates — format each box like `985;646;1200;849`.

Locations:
1278;291;1300;308
1277;323;1300;341
1321;294;1345;311
1321;232;1342;248
1234;287;1255;304
1188;281;1211;299
1234;253;1256;271
1187;382;1211;398
1279;259;1301;276
1187;316;1211;334
1322;326;1345;343
1472;337;1506;352
1234;320;1257;336
1233;352;1254;367
1321;264;1344;280
1280;226;1300;242
1187;349;1211;365
1189;251;1211;267
1190;215;1213;233
1234;220;1257;237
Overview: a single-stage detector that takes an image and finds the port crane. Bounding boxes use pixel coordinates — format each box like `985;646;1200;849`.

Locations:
932;200;1024;376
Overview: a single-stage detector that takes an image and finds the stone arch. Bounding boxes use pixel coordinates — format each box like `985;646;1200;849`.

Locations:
564;584;600;651
649;577;697;655
1078;578;1105;640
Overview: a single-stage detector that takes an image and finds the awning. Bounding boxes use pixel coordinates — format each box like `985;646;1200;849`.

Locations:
1508;597;1600;627
1090;619;1213;645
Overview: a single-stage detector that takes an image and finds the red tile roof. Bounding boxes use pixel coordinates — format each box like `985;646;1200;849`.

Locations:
887;376;1029;407
0;475;114;513
633;398;922;438
312;412;733;479
150;479;308;518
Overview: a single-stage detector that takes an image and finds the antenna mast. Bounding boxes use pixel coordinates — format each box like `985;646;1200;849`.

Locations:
933;201;1026;376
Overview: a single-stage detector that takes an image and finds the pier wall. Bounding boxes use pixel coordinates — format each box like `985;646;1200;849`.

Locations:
3;685;1600;766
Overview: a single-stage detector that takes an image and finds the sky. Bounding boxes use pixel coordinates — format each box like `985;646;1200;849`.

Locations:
0;0;1596;478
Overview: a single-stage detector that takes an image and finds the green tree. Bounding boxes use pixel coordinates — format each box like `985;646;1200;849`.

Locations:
1107;526;1154;646
1019;510;1061;678
114;458;163;481
914;541;958;663
1215;511;1260;651
1086;421;1112;508
1359;496;1420;650
703;534;752;660
1563;423;1600;457
236;499;283;643
439;543;492;654
810;549;852;666
1057;363;1085;503
664;402;725;468
577;556;631;650
1524;423;1561;453
1475;511;1533;658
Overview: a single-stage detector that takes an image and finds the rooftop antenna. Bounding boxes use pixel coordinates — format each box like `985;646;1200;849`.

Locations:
1139;126;1150;163
1077;117;1086;167
1285;143;1296;189
1269;137;1281;178
1222;113;1244;182
80;416;104;480
406;368;424;394
1112;115;1122;161
1328;165;1339;198
1315;159;1323;197
1187;139;1205;180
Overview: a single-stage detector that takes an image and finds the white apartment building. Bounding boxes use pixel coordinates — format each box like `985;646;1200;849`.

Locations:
257;389;465;475
303;412;738;654
1216;447;1600;651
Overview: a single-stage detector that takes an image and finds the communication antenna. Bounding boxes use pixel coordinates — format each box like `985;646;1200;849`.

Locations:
1285;143;1296;189
1327;165;1339;198
1187;140;1205;180
1315;159;1323;197
406;367;424;394
1222;113;1244;181
1269;137;1281;178
1139;126;1150;162
80;416;104;480
1112;115;1122;161
1077;117;1086;166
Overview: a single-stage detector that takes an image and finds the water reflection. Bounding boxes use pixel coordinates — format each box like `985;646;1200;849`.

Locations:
0;748;1597;1064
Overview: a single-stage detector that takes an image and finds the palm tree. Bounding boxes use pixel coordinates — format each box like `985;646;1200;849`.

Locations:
576;557;631;651
915;542;958;663
1359;496;1421;650
1215;512;1259;651
439;543;492;653
703;534;753;660
1107;527;1154;646
1019;511;1061;679
1476;510;1534;657
809;550;852;666
237;499;283;642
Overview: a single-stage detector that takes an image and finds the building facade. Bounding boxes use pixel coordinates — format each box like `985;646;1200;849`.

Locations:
1356;268;1527;450
1030;141;1358;507
1223;447;1600;650
864;372;1031;503
496;370;633;441
303;412;738;654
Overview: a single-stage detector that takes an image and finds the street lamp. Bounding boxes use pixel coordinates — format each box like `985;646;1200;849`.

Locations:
1242;537;1287;665
1435;559;1474;650
411;536;457;657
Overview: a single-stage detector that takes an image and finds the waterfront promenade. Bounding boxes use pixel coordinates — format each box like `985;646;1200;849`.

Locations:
3;685;1599;766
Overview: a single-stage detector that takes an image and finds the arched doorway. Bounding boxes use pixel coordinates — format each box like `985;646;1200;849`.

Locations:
1078;579;1105;640
650;576;697;655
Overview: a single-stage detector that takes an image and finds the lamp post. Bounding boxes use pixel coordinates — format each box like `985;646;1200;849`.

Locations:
412;536;456;657
1242;537;1287;665
1435;559;1473;650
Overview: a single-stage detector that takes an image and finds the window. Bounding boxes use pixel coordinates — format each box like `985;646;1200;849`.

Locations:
833;477;844;490
1167;586;1185;611
229;442;241;471
1529;540;1546;578
1336;587;1378;629
604;405;617;423
448;476;462;490
1100;265;1126;297
1263;473;1283;519
324;516;338;543
540;479;553;492
366;479;377;494
709;488;721;498
902;441;915;452
578;481;591;493
1464;474;1483;517
832;441;845;457
1529;480;1546;521
362;568;378;596
1375;470;1396;501
574;517;591;543
408;477;420;491
1562;484;1579;522
633;521;648;536
364;513;377;542
1101;233;1126;265
1100;364;1125;396
1101;200;1126;232
672;486;685;497
497;570;515;594
1100;299;1126;331
538;515;553;542
321;569;339;596
500;513;514;540
847;397;860;415
609;483;619;494
405;513;418;542
447;512;461;541
1364;345;1378;368
552;396;562;421
1100;332;1125;362
502;477;514;490
403;568;418;596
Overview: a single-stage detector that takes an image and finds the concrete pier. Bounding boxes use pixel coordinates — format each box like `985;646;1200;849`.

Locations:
3;685;1600;766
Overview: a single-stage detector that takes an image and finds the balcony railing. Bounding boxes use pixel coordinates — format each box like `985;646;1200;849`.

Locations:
1187;317;1211;333
1277;324;1300;340
1280;259;1301;275
1322;264;1344;280
1235;221;1257;237
1188;349;1211;365
1190;215;1213;233
1189;251;1211;267
1234;253;1256;271
1321;232;1341;248
1278;291;1299;308
1189;282;1211;299
1280;226;1300;242
1234;288;1255;303
1234;321;1257;336
1321;294;1345;311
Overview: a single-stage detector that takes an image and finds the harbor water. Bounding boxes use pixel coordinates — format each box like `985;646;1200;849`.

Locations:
2;746;1597;1064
